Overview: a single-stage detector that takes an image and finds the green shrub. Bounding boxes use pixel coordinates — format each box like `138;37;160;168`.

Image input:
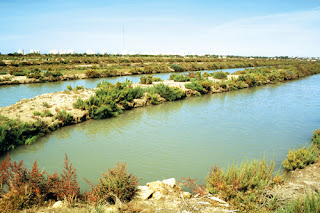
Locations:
54;110;74;125
282;145;319;171
206;158;282;211
27;68;42;79
42;109;53;117
42;102;50;108
153;84;186;101
170;64;184;72
0;116;49;153
25;135;39;145
169;73;190;82
185;81;205;94
277;192;320;213
86;69;100;78
311;129;320;147
211;71;227;79
33;111;41;116
73;98;87;110
139;75;163;84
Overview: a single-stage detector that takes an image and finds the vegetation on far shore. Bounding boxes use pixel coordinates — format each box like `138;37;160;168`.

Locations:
0;54;305;84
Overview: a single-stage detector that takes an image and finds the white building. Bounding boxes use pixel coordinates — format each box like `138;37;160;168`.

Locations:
67;49;75;54
30;49;40;54
18;49;24;55
86;50;96;55
49;49;59;54
59;50;66;54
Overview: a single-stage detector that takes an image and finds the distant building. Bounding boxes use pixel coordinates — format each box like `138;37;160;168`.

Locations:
67;49;75;54
59;50;66;54
18;49;24;55
49;49;59;54
86;50;96;55
30;49;40;54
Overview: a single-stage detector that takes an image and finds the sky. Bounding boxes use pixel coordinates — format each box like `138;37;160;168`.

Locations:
0;0;320;57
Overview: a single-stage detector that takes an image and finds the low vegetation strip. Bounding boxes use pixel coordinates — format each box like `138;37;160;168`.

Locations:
0;53;301;85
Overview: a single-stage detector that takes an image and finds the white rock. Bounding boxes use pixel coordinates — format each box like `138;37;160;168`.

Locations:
182;191;192;199
136;186;154;200
162;178;176;188
152;191;162;200
52;201;64;208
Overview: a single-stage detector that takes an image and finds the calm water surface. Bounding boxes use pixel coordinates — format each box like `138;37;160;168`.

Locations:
3;74;320;188
0;67;248;107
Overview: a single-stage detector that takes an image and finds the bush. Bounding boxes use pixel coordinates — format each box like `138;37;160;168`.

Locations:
139;75;163;84
0;117;48;152
206;158;283;211
282;145;319;171
185;81;205;94
54;110;74;125
0;154;80;211
169;73;190;82
86;162;139;204
153;84;186;101
73;98;87;110
86;69;101;78
170;64;184;72
311;129;320;147
27;68;42;79
211;71;227;79
277;192;320;213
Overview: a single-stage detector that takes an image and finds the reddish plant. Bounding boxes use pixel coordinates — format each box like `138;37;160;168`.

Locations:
179;176;206;196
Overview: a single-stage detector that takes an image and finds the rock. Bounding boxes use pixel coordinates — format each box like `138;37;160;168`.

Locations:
152;191;162;200
182;191;192;199
105;206;118;213
136;186;154;200
162;178;176;188
132;98;147;107
147;180;162;189
52;201;64;208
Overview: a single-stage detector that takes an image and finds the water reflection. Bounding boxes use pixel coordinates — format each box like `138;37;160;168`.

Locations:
2;74;320;189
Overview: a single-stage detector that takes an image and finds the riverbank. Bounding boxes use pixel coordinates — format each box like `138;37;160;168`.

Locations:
0;56;294;86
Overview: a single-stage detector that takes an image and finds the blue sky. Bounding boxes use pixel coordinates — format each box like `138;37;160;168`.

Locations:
0;0;320;56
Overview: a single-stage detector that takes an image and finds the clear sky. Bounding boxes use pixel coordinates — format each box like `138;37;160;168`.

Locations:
1;0;320;56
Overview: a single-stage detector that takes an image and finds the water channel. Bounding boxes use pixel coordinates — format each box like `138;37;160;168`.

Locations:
0;67;248;107
2;74;320;188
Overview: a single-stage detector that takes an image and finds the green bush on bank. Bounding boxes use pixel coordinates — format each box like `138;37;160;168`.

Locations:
169;73;190;82
282;145;319;171
153;84;186;101
277;192;320;213
206;158;283;212
185;81;205;94
311;129;320;147
211;71;228;79
139;75;163;84
0;116;50;152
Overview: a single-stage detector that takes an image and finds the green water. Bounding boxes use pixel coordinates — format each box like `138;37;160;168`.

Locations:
3;75;320;188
